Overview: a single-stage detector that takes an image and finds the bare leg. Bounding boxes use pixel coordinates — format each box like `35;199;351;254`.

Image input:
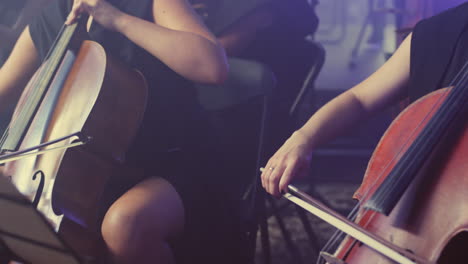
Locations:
101;177;185;264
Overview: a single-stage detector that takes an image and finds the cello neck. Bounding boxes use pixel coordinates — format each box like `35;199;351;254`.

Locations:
365;73;468;215
0;21;82;152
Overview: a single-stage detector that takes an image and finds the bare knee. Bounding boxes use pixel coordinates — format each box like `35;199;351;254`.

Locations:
101;201;142;252
101;177;185;254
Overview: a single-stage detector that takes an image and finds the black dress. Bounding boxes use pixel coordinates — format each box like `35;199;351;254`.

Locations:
409;2;468;102
28;0;248;262
0;0;28;66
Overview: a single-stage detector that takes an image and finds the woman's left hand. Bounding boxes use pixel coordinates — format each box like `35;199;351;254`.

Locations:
65;0;125;31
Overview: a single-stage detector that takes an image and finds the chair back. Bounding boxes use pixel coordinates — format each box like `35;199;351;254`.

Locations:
289;41;326;119
197;57;275;111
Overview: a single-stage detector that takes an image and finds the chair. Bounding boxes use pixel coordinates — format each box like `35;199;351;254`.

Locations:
348;0;404;68
195;57;276;263
289;40;326;121
196;41;326;264
257;40;327;264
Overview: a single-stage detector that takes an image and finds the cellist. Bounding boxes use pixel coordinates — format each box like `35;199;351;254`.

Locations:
0;0;236;263
261;2;468;197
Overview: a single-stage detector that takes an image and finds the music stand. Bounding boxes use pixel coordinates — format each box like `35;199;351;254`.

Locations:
0;176;82;264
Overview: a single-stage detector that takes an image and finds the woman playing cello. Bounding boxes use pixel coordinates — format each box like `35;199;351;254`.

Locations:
262;2;468;262
0;0;234;263
261;1;467;199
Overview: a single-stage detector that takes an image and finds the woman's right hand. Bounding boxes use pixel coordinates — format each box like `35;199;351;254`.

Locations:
65;0;125;32
261;130;313;197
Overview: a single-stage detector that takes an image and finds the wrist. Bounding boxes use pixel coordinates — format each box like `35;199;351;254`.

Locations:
113;11;131;33
91;1;128;32
292;129;315;152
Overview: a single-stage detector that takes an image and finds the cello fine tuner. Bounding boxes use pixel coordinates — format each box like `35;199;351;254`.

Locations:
319;252;347;264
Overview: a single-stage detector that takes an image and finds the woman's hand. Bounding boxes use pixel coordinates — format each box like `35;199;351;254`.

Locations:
65;0;125;31
261;130;313;197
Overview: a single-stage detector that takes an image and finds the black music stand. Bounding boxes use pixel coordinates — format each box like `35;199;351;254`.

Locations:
0;176;83;264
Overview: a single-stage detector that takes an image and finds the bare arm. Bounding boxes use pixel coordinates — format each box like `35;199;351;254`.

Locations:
66;0;228;84
0;27;40;112
261;33;412;196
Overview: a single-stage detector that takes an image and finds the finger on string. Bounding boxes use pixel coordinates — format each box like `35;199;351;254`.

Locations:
66;5;84;25
65;2;78;25
65;11;77;25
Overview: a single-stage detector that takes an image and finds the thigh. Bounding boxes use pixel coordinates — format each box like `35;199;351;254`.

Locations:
106;177;185;240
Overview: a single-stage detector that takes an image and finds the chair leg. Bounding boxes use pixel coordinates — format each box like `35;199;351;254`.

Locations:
266;196;303;264
0;242;12;264
349;0;374;68
259;197;272;264
294;205;321;253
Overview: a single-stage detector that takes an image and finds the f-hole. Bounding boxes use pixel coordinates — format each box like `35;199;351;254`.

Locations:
32;171;45;208
438;231;468;264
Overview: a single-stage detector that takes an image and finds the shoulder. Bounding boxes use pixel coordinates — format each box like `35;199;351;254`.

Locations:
352;33;412;111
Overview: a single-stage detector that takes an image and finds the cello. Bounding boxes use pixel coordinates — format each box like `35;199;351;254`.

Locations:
281;61;468;262
0;15;147;262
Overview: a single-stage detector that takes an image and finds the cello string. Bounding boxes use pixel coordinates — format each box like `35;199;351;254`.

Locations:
356;66;468;249
25;25;73;119
10;25;67;128
8;23;77;149
340;67;468;262
7;25;68;141
356;65;468;226
360;62;468;210
320;62;468;260
319;203;359;261
316;227;348;264
368;77;468;209
44;24;68;62
448;59;468;86
354;63;468;209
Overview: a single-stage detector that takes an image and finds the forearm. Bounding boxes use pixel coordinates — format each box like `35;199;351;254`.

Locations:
218;30;255;56
115;14;227;84
297;90;370;151
297;34;412;151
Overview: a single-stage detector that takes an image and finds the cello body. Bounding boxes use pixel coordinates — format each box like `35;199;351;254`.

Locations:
2;39;147;261
331;87;468;263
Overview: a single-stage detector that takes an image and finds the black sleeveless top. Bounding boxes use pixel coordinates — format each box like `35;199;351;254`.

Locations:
0;0;28;65
29;0;205;164
409;2;468;102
